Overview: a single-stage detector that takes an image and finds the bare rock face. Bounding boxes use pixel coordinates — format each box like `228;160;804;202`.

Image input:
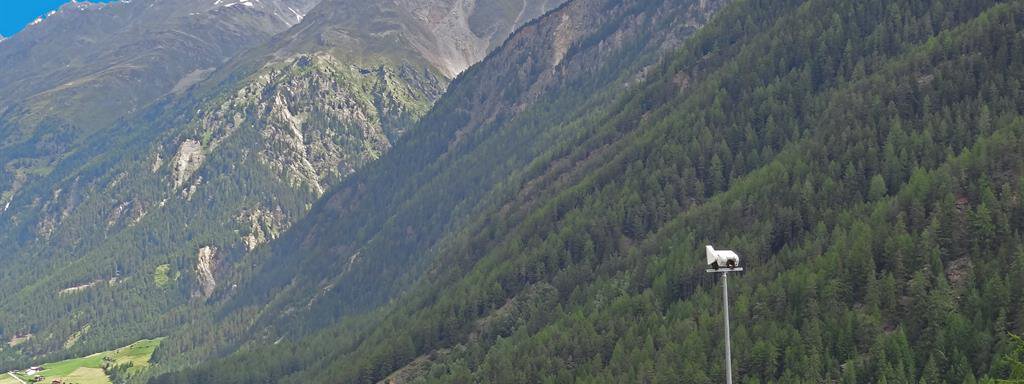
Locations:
405;0;564;76
195;246;218;299
171;139;205;190
58;280;103;296
239;206;287;251
0;0;322;221
270;0;564;78
183;53;445;196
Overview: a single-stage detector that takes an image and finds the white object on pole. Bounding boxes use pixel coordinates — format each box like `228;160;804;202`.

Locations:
705;244;743;384
722;271;732;384
706;245;739;269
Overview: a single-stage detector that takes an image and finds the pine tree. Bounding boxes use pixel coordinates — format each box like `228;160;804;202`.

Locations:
869;174;888;201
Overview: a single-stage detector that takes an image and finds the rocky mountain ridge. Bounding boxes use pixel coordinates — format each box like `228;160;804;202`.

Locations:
0;0;320;217
140;0;726;376
148;0;732;380
0;0;562;367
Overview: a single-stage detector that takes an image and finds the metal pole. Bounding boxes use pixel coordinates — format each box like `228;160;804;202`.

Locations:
723;271;732;384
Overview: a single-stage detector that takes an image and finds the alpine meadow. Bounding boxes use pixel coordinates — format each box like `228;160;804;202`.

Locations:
1;0;1023;383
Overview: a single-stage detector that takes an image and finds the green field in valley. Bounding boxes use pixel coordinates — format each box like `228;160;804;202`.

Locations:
7;338;161;384
0;373;23;384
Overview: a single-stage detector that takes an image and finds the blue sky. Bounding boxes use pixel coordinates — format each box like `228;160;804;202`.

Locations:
1;0;115;37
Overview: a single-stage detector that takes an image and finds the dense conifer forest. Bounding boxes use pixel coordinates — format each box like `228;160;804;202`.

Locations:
2;0;1023;382
145;0;1024;382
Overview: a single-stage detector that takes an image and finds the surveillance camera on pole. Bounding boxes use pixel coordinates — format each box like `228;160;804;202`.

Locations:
705;244;742;384
706;245;740;270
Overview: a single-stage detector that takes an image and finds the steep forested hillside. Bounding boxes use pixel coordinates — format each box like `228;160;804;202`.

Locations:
0;0;318;366
143;0;723;373
0;0;559;370
151;0;1024;382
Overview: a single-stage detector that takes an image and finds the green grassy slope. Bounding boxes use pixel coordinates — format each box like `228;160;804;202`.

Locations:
11;339;160;384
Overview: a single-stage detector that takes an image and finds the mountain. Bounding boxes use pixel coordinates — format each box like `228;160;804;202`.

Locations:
150;0;729;380
142;0;724;372
4;0;1024;382
150;0;1024;382
202;0;721;340
0;0;319;199
0;0;316;363
0;0;561;368
250;0;564;78
0;0;319;121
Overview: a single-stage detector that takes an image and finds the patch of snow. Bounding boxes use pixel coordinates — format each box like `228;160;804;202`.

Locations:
29;17;43;26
